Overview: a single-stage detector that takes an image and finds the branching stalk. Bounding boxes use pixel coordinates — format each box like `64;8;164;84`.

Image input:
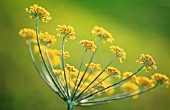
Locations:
27;38;65;99
75;55;118;100
72;36;103;100
61;35;69;98
35;17;67;99
44;43;68;98
77;63;146;102
78;83;159;105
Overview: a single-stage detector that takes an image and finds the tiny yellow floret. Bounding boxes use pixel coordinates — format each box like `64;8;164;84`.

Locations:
136;54;157;72
80;40;96;52
151;73;169;87
106;67;121;79
19;28;36;43
137;76;154;88
55;50;70;58
66;64;78;72
26;4;52;22
39;32;56;45
92;26;113;43
122;72;138;83
85;63;101;71
56;25;75;39
110;46;126;63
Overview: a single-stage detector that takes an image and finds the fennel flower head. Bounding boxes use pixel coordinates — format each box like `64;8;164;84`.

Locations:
19;4;169;110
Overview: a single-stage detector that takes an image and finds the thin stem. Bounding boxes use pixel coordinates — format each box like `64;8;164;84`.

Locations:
61;35;69;97
78;83;159;105
27;38;64;99
44;43;68;98
77;63;146;102
72;37;103;100
72;48;88;96
59;56;66;85
68;71;71;97
35;17;66;99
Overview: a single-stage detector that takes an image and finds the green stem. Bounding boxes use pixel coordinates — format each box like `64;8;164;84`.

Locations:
67;103;74;110
72;37;103;100
72;48;88;97
27;38;65;99
61;35;69;98
35;17;66;100
44;43;68;99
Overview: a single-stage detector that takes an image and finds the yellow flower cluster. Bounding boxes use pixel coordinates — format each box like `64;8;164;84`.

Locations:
56;25;75;39
34;45;60;67
39;32;56;44
122;72;138;83
123;72;154;88
26;4;52;22
91;26;113;43
80;40;96;52
151;73;169;87
55;50;70;58
121;81;139;91
136;54;157;72
85;63;101;70
121;81;140;99
66;64;78;72
19;28;36;43
137;76;154;88
110;46;126;63
106;67;121;79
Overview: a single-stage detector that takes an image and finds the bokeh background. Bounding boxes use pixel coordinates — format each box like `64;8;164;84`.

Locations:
0;0;170;110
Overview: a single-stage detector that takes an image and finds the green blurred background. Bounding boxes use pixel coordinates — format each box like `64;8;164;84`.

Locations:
0;0;170;110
